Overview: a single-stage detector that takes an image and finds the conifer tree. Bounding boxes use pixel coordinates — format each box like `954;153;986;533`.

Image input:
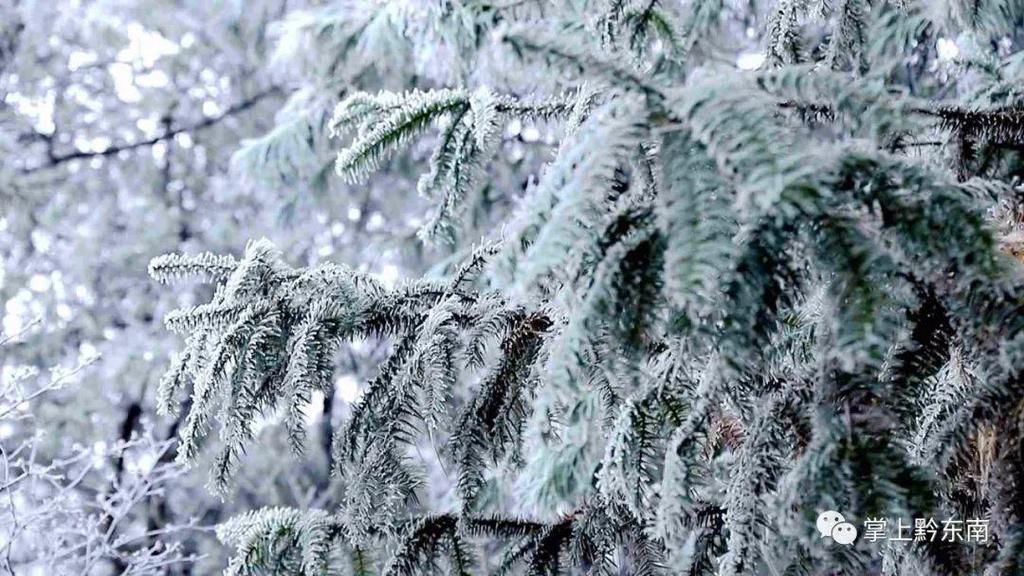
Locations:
153;1;1024;574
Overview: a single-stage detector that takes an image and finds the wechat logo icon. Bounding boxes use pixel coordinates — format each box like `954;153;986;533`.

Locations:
817;510;857;545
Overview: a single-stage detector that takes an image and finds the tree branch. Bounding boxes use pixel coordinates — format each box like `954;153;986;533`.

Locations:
21;86;282;174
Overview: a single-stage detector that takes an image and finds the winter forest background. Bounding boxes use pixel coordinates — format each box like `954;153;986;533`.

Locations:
4;0;1024;574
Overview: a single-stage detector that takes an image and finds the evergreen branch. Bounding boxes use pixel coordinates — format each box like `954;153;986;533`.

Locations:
925;104;1024;144
149;252;238;285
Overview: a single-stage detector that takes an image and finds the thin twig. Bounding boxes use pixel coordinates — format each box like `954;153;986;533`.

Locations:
20;87;282;174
